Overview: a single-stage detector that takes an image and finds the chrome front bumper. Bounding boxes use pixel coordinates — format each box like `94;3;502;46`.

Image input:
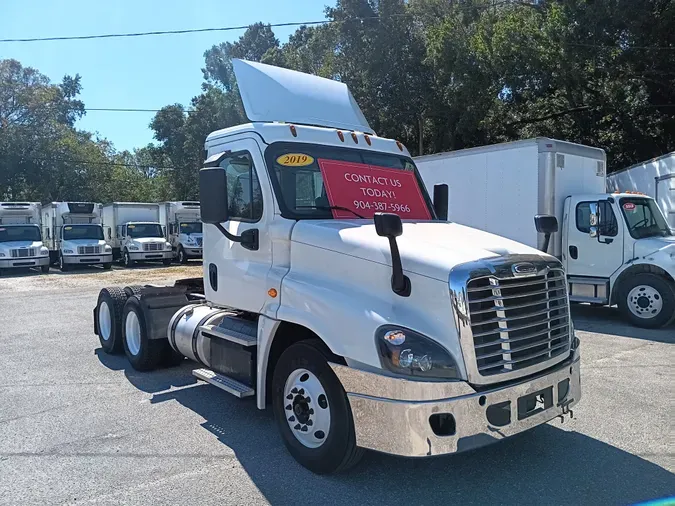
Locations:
63;253;113;264
331;356;580;457
0;256;50;269
183;247;202;257
129;251;172;260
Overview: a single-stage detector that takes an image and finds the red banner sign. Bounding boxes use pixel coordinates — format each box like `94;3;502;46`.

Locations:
318;159;432;220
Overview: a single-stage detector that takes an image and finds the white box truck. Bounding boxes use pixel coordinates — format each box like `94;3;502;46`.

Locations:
101;203;173;267
0;202;50;274
607;152;675;229
159;201;203;263
41;202;113;271
92;60;580;475
416;138;675;328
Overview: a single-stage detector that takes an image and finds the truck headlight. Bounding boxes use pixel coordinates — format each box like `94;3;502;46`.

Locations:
0;252;5;257
104;245;112;252
40;247;49;256
376;326;459;379
128;245;139;251
63;249;74;254
165;242;172;250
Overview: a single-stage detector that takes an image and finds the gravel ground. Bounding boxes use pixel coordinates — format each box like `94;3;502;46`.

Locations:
0;266;673;506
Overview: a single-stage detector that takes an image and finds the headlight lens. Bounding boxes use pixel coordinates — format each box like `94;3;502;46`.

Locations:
104;244;112;252
128;245;139;251
40;247;49;255
165;242;172;250
63;249;74;254
376;326;458;379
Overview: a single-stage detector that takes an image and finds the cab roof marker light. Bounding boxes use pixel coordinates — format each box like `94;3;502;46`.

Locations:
351;132;359;144
364;134;372;146
337;130;345;142
289;125;297;137
396;141;404;151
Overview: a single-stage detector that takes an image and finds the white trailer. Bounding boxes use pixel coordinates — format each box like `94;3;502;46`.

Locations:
40;202;113;271
416;139;675;328
101;203;172;267
607;152;675;229
0;202;50;274
93;60;581;475
159;201;202;263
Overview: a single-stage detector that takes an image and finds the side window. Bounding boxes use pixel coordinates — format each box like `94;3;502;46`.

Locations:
576;203;592;233
220;152;263;222
576;201;618;236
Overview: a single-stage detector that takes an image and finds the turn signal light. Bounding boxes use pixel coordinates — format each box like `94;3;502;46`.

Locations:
268;288;278;298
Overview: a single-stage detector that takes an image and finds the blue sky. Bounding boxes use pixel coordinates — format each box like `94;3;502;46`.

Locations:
1;0;331;151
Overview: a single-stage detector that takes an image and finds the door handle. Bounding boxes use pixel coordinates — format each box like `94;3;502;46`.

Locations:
569;245;578;259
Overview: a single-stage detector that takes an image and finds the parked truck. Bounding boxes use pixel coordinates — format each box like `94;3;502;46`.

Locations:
159;201;203;263
101;202;173;267
416;138;675;328
607;151;675;229
41;201;113;271
0;202;50;274
93;60;580;474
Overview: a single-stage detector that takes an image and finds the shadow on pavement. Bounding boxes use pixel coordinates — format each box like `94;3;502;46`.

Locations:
571;304;675;344
94;347;197;393
151;383;675;506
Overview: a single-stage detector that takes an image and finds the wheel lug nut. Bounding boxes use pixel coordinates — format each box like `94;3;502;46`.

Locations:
300;425;308;432
294;424;301;430
288;416;295;422
285;404;292;410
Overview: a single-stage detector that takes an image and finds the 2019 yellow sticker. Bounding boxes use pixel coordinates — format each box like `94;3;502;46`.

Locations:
276;153;314;167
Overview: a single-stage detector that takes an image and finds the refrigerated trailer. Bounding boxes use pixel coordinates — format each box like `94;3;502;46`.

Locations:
101;203;172;267
41;202;113;270
0;202;50;274
159;201;203;263
416;139;675;328
93;60;581;475
607;152;675;229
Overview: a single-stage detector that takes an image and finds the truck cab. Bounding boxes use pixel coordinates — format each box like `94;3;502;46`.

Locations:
563;192;675;327
160;201;203;263
0;202;50;274
117;222;172;268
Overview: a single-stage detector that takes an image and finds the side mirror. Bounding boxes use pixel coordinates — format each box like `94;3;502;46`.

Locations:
433;184;449;221
588;202;598;238
534;214;558;254
374;212;410;297
199;167;229;224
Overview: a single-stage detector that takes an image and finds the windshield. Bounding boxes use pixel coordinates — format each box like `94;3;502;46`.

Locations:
63;225;104;241
0;225;41;243
619;197;672;239
265;142;435;220
128;224;163;238
179;222;202;234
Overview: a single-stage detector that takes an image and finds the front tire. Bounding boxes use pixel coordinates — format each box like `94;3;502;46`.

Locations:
121;296;165;371
618;273;675;328
177;246;188;264
59;254;69;272
96;287;129;354
102;262;112;270
272;341;363;474
162;258;172;266
123;250;134;268
40;265;50;274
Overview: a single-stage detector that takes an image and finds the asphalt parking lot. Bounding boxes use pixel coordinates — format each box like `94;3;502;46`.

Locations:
0;265;673;506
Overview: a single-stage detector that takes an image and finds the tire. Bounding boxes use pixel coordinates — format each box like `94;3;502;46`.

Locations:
102;262;112;270
617;273;675;328
96;287;129;354
40;265;50;274
123;250;134;268
59;254;69;272
272;340;364;474
162;258;173;266
177;246;188;264
123;285;144;297
121;296;166;371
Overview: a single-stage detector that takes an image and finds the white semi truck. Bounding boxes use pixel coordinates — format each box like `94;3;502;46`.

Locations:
159;201;203;263
416;139;675;328
0;202;50;274
101;202;173;267
93;60;580;474
607;151;675;229
41;201;113;271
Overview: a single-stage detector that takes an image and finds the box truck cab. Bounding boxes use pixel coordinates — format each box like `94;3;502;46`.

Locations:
41;202;113;271
0;202;50;274
93;60;580;474
416;139;675;328
101;203;173;268
160;201;202;263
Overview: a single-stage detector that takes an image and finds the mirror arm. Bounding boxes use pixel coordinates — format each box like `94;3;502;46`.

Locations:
387;237;411;297
213;224;259;251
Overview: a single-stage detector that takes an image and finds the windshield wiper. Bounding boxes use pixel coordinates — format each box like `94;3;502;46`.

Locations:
296;205;366;219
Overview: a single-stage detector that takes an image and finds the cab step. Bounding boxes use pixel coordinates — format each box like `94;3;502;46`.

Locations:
192;368;255;398
200;315;257;347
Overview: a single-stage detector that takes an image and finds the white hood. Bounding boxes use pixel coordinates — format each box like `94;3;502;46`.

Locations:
292;220;554;282
0;240;43;251
633;236;675;259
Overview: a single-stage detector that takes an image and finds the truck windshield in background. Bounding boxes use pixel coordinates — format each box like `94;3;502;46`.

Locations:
63;225;104;241
0;225;41;242
620;197;672;239
128;224;163;238
179;222;202;235
265;142;435;220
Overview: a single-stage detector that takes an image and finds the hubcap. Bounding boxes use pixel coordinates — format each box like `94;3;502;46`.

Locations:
98;301;112;341
283;368;330;448
627;285;663;319
125;310;142;356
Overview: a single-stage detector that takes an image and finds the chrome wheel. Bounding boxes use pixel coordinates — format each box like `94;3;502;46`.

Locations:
283;368;331;448
98;301;112;341
125;310;142;356
627;284;663;319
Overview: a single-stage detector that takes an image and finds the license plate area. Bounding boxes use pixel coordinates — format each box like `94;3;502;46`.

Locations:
517;386;553;420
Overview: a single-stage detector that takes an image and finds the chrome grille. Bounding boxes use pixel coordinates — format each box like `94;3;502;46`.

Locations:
143;243;162;251
11;248;36;258
466;270;570;377
78;246;100;255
